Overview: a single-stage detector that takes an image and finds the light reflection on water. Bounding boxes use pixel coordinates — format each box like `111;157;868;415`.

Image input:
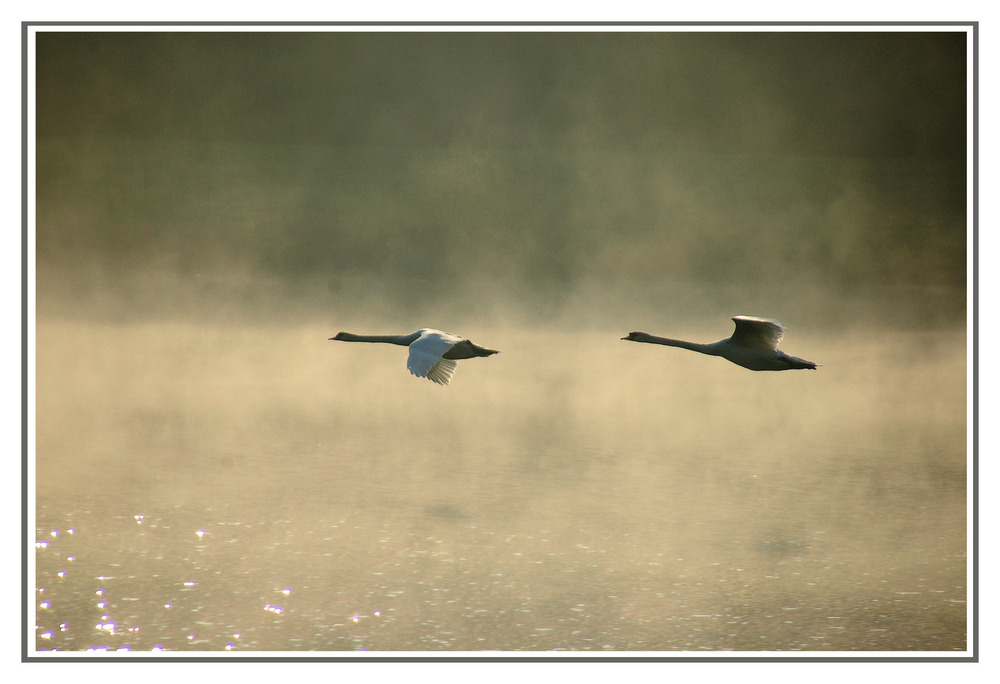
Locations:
34;322;967;653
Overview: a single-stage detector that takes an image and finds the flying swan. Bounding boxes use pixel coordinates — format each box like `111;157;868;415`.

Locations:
330;328;500;385
622;316;817;371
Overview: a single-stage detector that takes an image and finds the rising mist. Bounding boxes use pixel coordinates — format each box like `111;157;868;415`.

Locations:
32;29;969;654
35;31;966;331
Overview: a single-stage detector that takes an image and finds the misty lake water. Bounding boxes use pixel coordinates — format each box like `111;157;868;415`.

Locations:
33;319;968;654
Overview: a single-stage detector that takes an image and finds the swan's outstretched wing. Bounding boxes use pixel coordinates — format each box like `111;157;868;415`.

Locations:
730;316;786;351
406;329;463;385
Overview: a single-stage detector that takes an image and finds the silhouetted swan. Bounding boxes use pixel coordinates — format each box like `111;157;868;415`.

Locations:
330;328;499;385
622;316;817;371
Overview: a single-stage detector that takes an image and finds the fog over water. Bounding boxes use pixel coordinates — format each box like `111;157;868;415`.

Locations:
32;31;968;654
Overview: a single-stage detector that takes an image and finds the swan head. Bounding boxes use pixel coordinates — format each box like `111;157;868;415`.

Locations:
622;332;649;342
330;332;349;341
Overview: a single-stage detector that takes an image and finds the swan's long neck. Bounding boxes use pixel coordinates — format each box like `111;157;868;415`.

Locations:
629;333;719;356
333;332;414;346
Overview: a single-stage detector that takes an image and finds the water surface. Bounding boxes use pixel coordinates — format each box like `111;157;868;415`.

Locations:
33;321;968;653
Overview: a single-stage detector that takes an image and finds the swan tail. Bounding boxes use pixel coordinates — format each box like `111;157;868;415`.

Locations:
783;354;818;370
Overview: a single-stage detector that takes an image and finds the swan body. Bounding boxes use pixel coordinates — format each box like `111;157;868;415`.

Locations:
622;316;817;371
330;328;499;385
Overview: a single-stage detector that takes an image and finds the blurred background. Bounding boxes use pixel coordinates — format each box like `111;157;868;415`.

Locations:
32;30;968;654
36;31;966;329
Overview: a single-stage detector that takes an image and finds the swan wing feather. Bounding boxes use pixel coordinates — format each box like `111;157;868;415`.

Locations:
406;329;462;384
731;316;786;351
425;358;458;385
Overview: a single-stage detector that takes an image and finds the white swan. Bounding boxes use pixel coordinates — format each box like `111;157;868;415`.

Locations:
330;328;499;385
622;316;817;371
